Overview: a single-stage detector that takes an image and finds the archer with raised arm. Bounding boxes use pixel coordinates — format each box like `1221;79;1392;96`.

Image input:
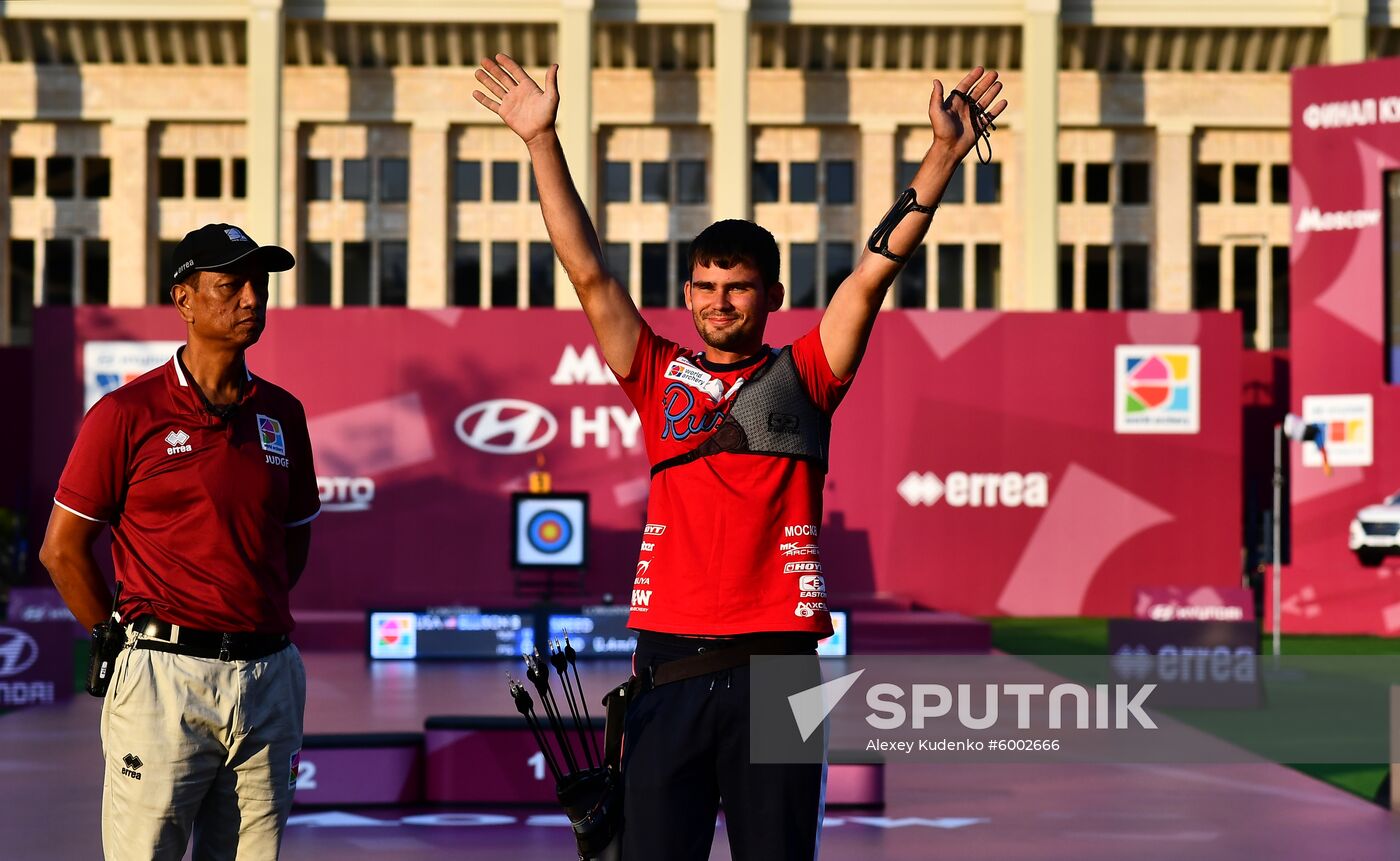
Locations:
476;52;1007;861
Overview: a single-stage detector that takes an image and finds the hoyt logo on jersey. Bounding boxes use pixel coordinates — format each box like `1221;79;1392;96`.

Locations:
258;414;289;467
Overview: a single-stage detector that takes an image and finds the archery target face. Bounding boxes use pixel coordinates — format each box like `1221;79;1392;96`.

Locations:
514;496;587;567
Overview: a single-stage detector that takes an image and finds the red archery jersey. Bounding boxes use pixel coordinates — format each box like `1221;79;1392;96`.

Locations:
54;354;320;634
615;321;853;636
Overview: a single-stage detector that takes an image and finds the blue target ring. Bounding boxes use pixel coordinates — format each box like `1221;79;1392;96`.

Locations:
527;509;573;554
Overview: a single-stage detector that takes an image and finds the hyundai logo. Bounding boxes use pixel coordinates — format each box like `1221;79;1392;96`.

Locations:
0;627;40;678
455;399;559;455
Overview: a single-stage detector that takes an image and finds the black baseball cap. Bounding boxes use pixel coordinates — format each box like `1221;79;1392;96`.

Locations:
169;223;295;285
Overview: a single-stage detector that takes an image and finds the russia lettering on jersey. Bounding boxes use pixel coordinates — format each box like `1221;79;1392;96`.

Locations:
613;321;853;637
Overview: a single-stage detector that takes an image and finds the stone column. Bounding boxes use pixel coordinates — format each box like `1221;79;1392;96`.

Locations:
107;116;150;307
712;0;751;220
1328;0;1368;64
408;119;449;307
555;0;595;308
1021;0;1060;310
247;0;285;303
860;122;898;309
1154;123;1194;311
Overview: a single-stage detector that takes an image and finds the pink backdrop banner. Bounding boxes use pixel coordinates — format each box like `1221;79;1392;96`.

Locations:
1284;57;1400;633
30;307;1241;619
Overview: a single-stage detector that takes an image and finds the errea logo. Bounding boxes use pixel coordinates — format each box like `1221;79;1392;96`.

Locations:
165;429;192;455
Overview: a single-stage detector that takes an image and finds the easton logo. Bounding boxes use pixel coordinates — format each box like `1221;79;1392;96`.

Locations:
164;429;192;455
121;753;144;780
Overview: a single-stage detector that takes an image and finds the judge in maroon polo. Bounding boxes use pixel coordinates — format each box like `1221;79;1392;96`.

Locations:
40;223;320;861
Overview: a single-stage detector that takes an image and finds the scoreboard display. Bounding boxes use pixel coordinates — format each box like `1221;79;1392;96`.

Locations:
369;608;850;660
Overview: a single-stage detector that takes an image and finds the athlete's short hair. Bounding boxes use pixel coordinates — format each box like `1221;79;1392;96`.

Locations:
688;220;780;288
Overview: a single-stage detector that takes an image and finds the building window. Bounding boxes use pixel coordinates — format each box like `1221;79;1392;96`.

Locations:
492;162;519;202
193;158;222;199
452;160;481;202
899;246;928;309
304;159;332;201
1270;165;1289;204
83;240;110;305
1272;245;1289;349
789;162;817;203
303;241;332;306
675;241;692;299
1193;245;1221;309
529;171;539;202
937;245;964;309
344;159;371;201
380;159;409;203
378;241;408;306
1084;163;1111;204
453;242;481;307
943;163;965;204
1235;244;1259;348
529;242;555;308
825;161;855;205
1120;163;1150;205
492;242;519;307
8;240;36;336
1085;245;1110;310
604;162;631;203
604;243;629;292
83;157;111;199
676;161;707;204
342;242;371;305
1194;164;1222;204
157;240;179;304
1120;244;1150;309
1057;245;1074;309
641;243;669;308
1058;163;1075;203
897;160;918;192
232;158;247;198
10;158;36;197
752;161;780;204
974;244;1000;309
641;162;669;202
788;243;817;308
825;242;853;303
974;163;1001;204
43;239;75;306
1234;164;1259;204
46;156;75;198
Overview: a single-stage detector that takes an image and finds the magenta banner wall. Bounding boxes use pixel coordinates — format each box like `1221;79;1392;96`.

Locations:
30;307;1240;619
1286;58;1400;634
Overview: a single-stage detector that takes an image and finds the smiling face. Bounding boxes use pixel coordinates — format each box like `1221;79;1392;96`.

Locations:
684;259;784;357
172;268;269;349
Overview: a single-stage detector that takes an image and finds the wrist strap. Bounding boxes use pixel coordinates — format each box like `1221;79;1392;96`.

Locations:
947;89;997;164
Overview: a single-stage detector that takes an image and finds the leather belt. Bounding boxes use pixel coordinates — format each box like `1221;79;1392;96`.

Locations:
128;615;289;662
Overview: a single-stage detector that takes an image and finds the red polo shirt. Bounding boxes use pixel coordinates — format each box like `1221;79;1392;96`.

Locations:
54;352;320;634
616;321;853;637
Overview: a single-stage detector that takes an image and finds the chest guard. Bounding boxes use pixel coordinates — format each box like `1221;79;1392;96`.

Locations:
650;346;831;478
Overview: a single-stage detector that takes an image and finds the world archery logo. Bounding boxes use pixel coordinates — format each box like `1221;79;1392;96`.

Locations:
369;612;417;660
257;414;286;455
1114;345;1200;435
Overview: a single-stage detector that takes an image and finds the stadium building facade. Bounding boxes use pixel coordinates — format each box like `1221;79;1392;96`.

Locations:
0;0;1396;348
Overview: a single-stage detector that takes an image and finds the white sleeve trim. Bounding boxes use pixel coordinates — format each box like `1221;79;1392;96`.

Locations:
285;508;321;528
54;498;105;523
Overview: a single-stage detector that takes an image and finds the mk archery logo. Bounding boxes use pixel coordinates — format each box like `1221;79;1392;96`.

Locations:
121;753;144;780
164;429;192;455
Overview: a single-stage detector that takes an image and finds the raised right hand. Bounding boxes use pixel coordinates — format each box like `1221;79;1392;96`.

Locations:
473;53;559;147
